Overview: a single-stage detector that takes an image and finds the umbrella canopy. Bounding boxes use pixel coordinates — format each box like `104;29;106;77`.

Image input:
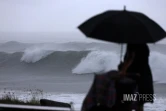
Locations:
78;7;166;43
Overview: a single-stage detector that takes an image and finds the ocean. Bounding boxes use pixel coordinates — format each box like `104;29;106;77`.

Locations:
0;41;166;111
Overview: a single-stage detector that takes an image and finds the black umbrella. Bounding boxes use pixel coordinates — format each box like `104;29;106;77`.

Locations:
78;6;166;44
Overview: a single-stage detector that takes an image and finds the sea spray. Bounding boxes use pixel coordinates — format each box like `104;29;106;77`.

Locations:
72;51;119;74
149;51;166;83
21;47;54;63
72;51;166;83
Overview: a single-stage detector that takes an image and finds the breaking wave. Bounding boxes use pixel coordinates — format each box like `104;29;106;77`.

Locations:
0;48;166;83
21;47;54;63
72;51;166;83
0;50;89;75
72;51;119;74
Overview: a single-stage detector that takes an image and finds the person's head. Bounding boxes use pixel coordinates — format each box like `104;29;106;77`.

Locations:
126;43;149;55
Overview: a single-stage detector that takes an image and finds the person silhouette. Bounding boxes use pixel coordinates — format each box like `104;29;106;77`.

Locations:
119;44;154;111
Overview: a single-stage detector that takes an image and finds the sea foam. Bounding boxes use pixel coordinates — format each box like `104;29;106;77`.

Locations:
21;47;54;63
72;51;166;83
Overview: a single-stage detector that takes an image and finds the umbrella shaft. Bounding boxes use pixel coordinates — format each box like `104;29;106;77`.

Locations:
120;44;123;62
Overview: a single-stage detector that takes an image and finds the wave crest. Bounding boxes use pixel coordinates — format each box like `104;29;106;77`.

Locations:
72;51;166;83
21;47;54;63
72;51;119;74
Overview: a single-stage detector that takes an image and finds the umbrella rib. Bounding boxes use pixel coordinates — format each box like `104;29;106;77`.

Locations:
127;13;154;42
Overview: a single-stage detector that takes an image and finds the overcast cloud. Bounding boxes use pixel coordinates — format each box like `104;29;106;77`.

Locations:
0;0;166;43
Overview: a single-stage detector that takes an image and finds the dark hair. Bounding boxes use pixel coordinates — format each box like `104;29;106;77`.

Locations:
126;43;149;58
127;43;149;52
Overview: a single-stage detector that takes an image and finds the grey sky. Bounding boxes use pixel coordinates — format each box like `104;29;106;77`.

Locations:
0;0;166;43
